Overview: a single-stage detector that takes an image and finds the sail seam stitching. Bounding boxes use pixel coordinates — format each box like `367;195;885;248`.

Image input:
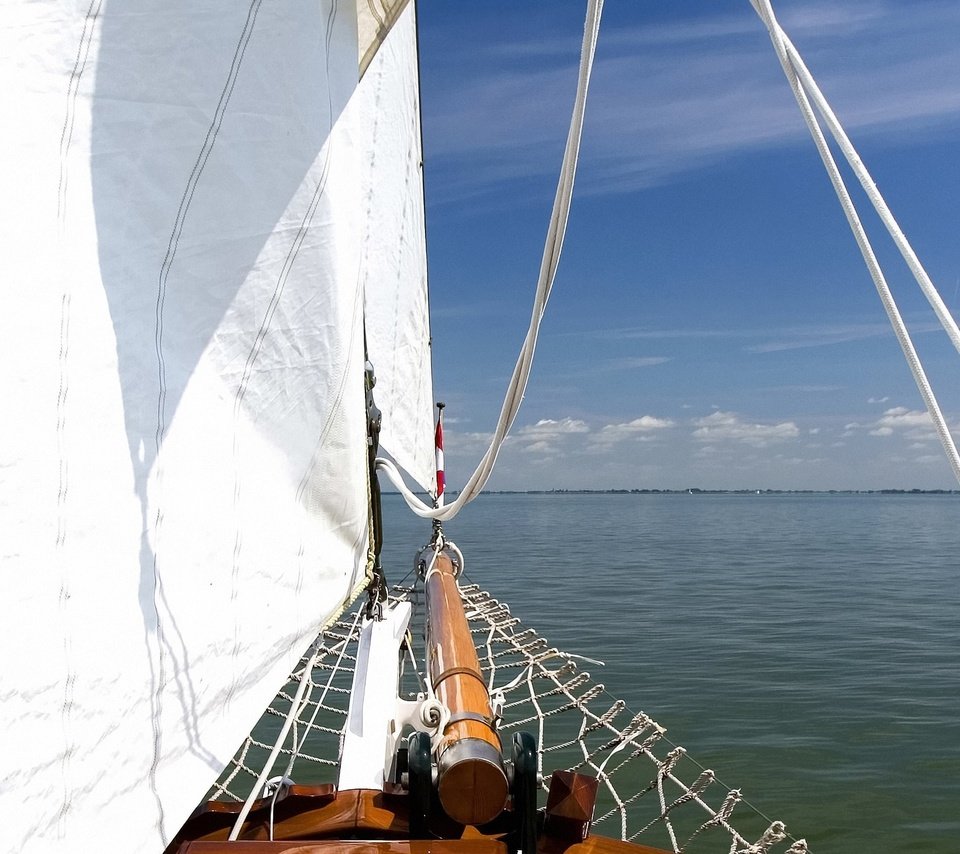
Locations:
225;0;342;716
149;1;266;840
55;0;103;838
290;0;367;643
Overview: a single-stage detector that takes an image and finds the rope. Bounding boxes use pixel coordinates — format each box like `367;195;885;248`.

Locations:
456;584;806;852
227;606;363;840
377;0;605;521
751;0;960;485
772;28;960;355
208;579;806;853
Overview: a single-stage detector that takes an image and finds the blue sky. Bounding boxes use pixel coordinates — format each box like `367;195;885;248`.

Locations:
415;1;960;491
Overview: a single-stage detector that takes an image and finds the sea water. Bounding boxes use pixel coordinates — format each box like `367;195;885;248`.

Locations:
380;492;959;854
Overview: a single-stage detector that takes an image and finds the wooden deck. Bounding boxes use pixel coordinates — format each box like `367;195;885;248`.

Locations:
174;837;669;854
170;774;670;854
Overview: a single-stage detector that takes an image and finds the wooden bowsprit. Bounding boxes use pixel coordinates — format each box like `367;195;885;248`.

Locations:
422;548;509;827
170;544;674;854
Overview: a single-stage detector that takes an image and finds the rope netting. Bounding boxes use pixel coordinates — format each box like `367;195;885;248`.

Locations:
208;580;807;854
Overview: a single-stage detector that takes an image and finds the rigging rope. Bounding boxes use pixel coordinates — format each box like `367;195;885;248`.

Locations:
751;0;960;484
376;0;605;520
385;0;960;507
227;606;364;841
210;580;808;852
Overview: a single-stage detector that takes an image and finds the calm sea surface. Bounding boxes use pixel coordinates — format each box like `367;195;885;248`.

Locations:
380;492;959;854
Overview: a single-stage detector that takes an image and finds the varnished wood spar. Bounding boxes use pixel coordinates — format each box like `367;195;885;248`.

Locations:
425;552;508;826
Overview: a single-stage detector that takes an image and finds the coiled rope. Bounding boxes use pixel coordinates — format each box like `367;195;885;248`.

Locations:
376;0;605;520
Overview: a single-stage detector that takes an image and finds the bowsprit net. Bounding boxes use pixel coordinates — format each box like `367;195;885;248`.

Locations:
209;580;807;854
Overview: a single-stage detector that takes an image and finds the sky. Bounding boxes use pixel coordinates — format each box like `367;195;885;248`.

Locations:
414;0;960;491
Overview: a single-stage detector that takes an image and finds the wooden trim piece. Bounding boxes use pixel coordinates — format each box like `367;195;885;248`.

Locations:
541;770;599;849
198;785;335;816
568;837;672;854
173;833;668;854
176;841;509;854
168;790;409;851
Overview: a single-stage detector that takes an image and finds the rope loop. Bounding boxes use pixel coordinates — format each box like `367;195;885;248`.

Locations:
416;537;464;581
375;0;607;521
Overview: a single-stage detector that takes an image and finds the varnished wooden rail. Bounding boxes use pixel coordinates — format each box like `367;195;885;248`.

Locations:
424;551;508;826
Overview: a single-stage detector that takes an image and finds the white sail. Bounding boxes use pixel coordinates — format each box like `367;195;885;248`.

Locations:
356;3;436;493
0;1;432;850
358;0;413;78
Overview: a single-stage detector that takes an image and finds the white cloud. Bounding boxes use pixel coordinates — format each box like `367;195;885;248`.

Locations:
521;440;554;455
747;321;941;353
559;356;671;380
607;357;671;370
445;430;495;459
516;417;590;438
571;326;746;342
692;411;800;447
508;417;590;456
749;325;885;353
568;320;941;353
590;415;674;447
454;430;494;443
868;407;937;441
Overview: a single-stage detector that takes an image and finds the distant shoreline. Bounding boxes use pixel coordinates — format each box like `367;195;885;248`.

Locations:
384;488;958;496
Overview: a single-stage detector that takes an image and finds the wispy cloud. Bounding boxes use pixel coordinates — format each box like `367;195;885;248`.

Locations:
449;413;678;461
567;320;941;353
589;416;675;449
756;384;845;394
557;356;671;379
604;356;670;370
692;410;800;446
567;326;747;342
508;417;590;456
423;2;960;203
843;406;958;443
868;406;937;440
748;322;941;353
515;417;590;437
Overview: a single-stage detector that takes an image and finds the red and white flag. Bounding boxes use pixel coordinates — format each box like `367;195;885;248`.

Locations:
434;405;445;506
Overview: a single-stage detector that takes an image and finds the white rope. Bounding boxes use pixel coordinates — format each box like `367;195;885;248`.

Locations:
211;581;804;852
751;0;960;484
457;584;805;852
379;0;605;521
264;776;293;841
227;607;363;840
772;27;960;354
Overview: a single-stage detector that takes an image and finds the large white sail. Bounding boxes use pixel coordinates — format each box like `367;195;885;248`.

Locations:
0;1;432;850
357;4;436;493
